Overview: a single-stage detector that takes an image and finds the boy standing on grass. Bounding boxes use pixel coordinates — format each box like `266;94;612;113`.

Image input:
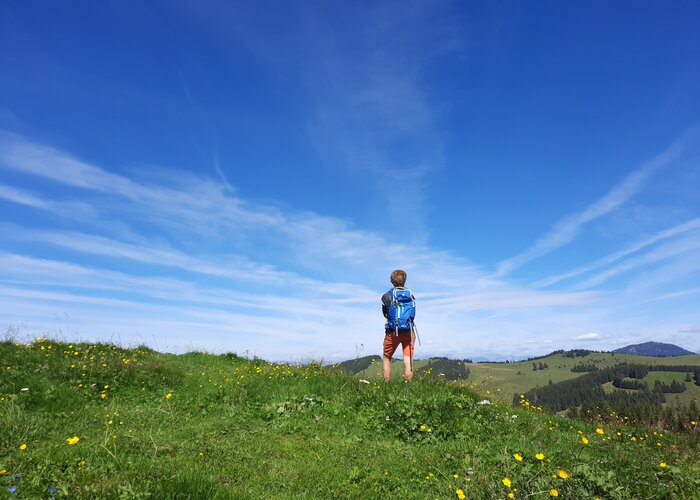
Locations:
381;269;416;382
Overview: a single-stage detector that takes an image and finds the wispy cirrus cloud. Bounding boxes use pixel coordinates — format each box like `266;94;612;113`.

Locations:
533;217;700;288
0;183;51;209
0;182;97;217
1;130;697;359
174;1;464;238
571;235;700;290
0;130;282;231
496;127;699;277
0;253;373;319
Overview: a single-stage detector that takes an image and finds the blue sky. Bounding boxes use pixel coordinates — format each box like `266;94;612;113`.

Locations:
1;1;699;360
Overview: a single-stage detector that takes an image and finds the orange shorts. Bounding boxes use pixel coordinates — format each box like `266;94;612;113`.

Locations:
383;331;413;359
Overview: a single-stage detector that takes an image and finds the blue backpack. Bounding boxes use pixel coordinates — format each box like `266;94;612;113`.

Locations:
387;287;415;334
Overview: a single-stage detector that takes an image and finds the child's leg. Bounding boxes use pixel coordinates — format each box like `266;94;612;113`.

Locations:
382;356;392;382
383;333;396;382
402;341;413;382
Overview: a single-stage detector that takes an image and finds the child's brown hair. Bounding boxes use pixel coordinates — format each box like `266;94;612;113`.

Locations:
390;269;407;287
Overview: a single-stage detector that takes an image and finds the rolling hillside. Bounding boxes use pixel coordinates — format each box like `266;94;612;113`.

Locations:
1;338;698;498
351;351;700;416
467;351;700;403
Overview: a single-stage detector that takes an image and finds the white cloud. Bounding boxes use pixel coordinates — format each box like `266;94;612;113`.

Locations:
572;234;700;289
572;332;605;341
1;130;698;360
0;130;283;232
0;182;97;217
533;217;700;288
0;183;51;209
496;127;699;277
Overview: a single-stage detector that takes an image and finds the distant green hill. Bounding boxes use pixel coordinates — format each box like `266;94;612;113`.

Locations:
351;351;700;406
520;362;699;428
337;356;471;381
335;354;381;374
415;358;470;381
467;350;700;403
1;338;698;498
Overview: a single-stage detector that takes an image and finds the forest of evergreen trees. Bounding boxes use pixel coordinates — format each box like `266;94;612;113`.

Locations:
562;349;596;358
652;380;687;393
567;401;698;432
612;377;646;390
571;362;599;373
516;363;699;430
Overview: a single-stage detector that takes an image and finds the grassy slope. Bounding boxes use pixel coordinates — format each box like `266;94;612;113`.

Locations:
466;353;700;403
353;353;700;407
351;358;436;380
1;340;699;499
599;371;700;409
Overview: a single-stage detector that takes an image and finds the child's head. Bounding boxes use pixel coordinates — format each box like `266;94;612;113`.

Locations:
390;269;407;287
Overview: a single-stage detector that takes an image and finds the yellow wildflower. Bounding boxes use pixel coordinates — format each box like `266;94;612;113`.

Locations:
66;436;80;445
165;393;173;399
19;443;27;451
659;463;667;468
513;453;523;462
558;469;569;479
0;469;6;475
535;453;545;460
456;489;466;500
581;436;589;445
502;477;512;488
596;428;604;435
508;494;515;499
550;489;559;497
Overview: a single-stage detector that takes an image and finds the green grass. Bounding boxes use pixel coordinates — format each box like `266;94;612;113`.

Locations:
1;339;699;499
464;352;700;403
598;372;700;409
359;352;700;410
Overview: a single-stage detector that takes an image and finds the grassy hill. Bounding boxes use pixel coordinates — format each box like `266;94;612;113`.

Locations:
466;351;700;404
336;355;381;375
1;339;699;498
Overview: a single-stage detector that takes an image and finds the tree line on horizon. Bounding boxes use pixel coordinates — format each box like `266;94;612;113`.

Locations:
517;363;700;431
